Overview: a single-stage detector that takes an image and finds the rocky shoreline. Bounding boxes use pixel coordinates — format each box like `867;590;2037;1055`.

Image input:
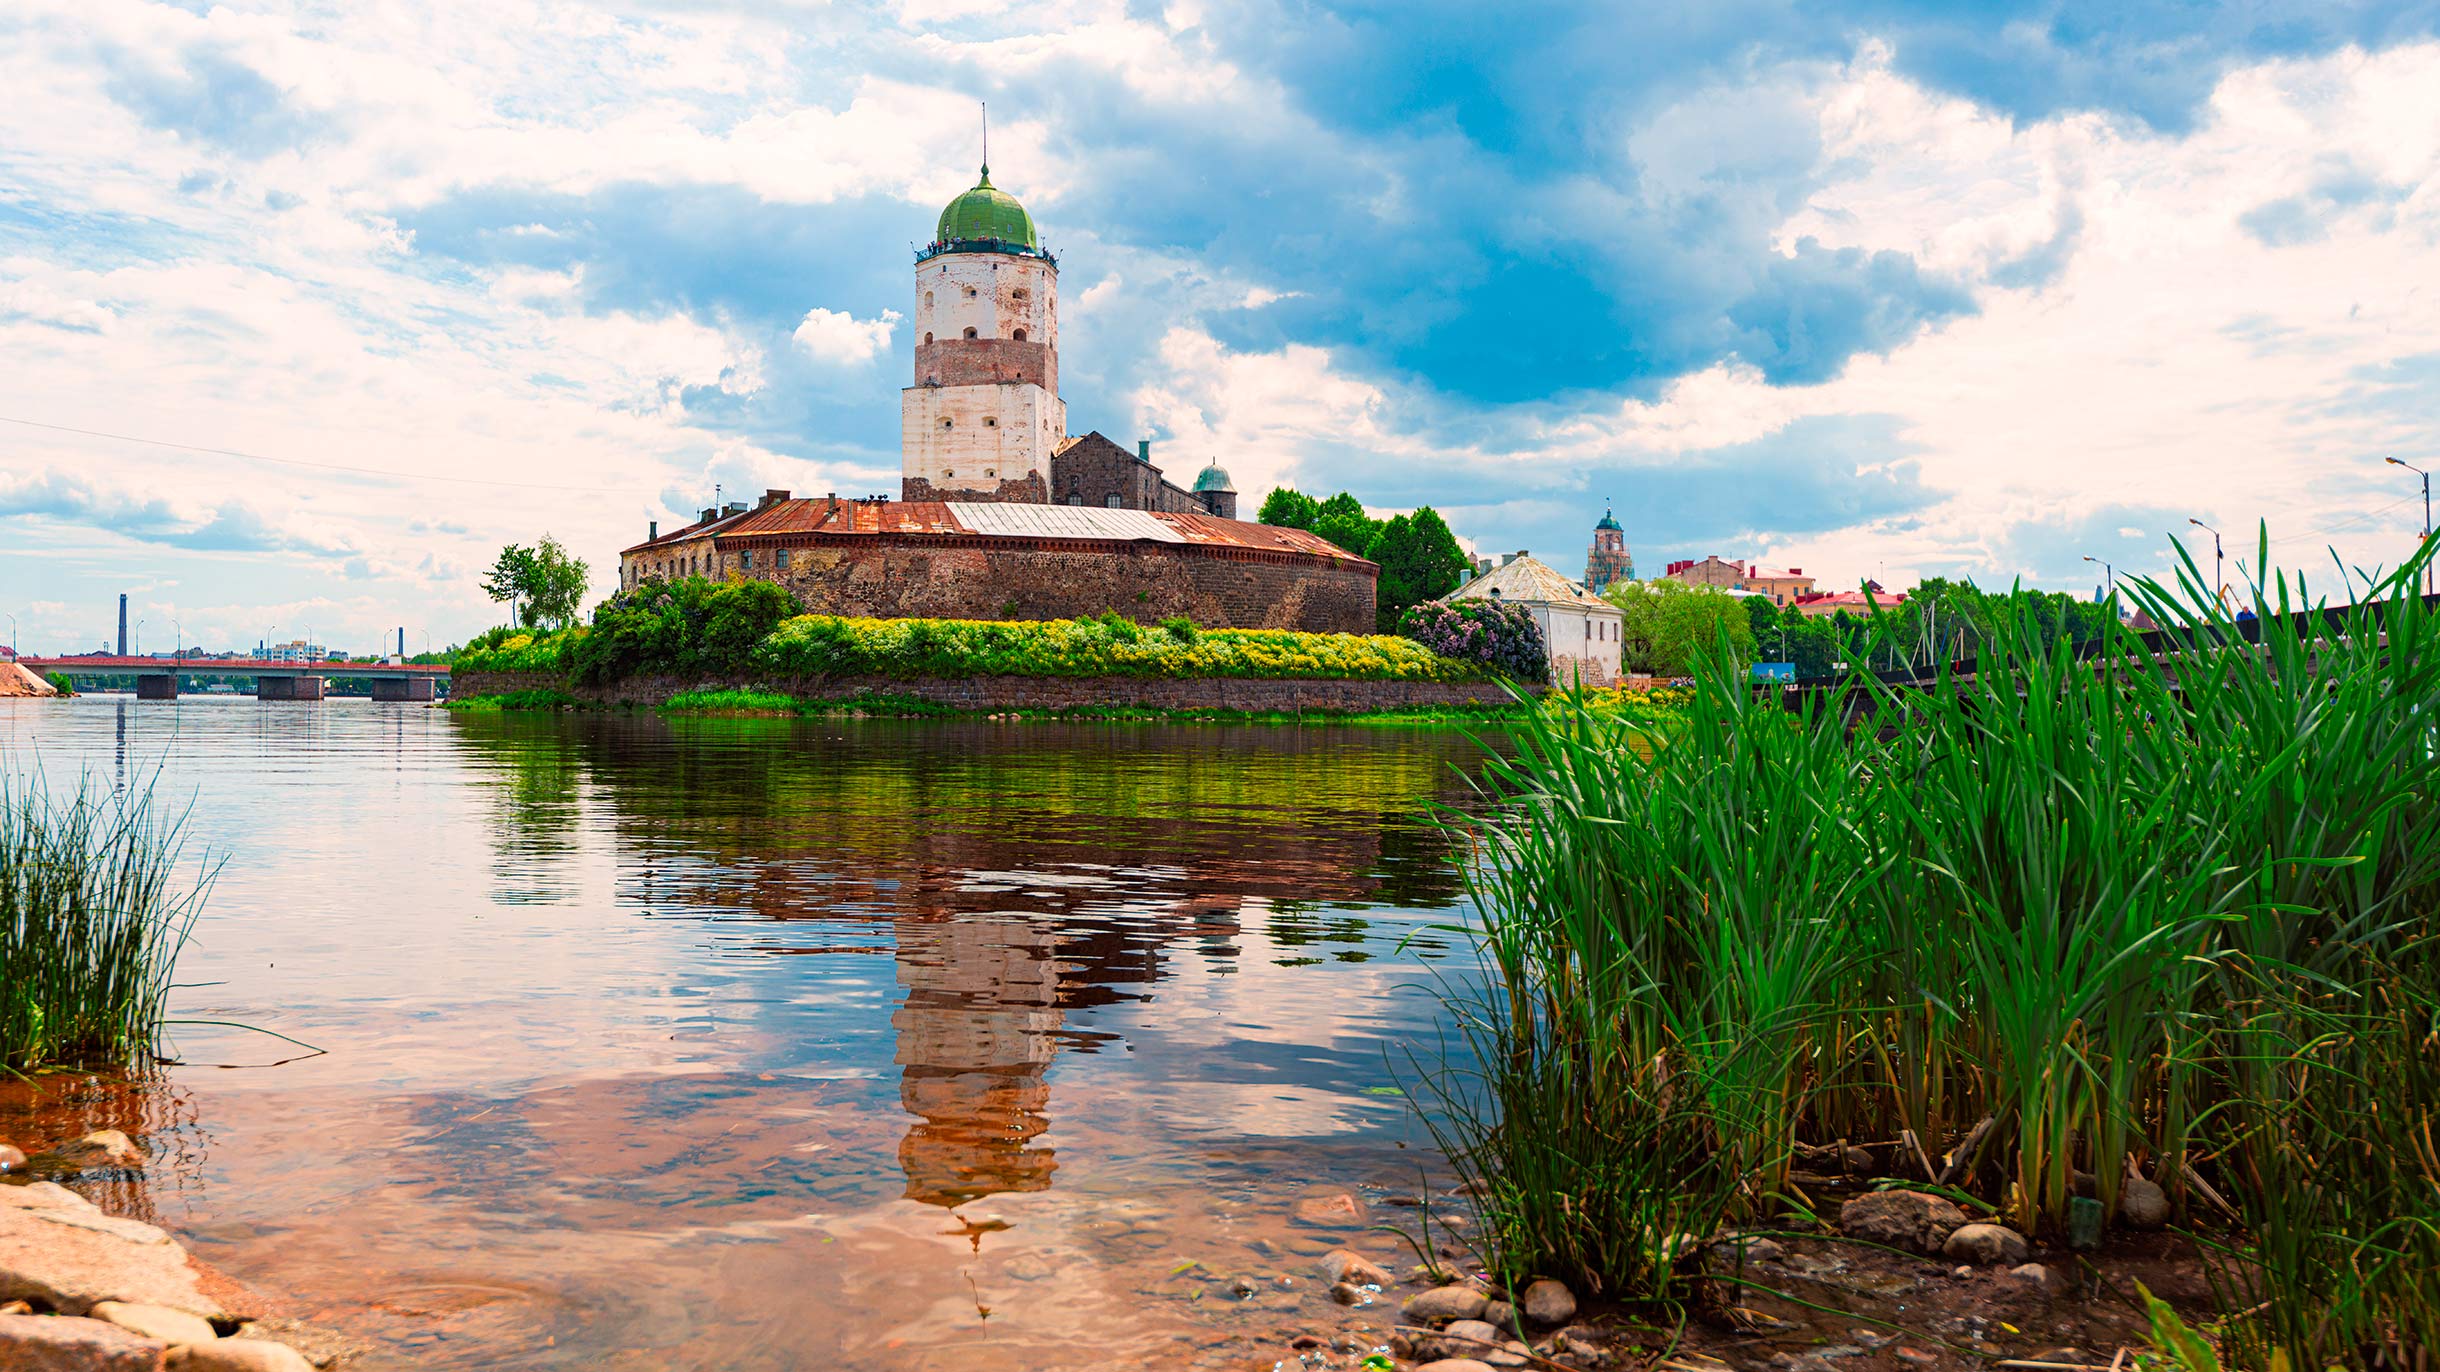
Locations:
0;1130;350;1371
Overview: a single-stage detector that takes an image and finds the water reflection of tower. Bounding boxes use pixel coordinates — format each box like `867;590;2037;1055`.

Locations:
887;865;1203;1209
892;912;1065;1206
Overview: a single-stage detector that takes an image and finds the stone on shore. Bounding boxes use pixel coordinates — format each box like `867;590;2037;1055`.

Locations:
1401;1284;1489;1325
0;1182;101;1214
1838;1190;1969;1255
1317;1248;1390;1287
1290;1189;1367;1228
1942;1223;2030;1266
2006;1262;2067;1297
167;1339;316;1372
92;1301;221;1346
1520;1277;1576;1326
0;1313;168;1371
0;1198;228;1318
37;1131;147;1174
2120;1176;2170;1229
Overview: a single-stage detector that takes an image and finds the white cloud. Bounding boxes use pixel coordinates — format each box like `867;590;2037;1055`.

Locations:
791;307;901;367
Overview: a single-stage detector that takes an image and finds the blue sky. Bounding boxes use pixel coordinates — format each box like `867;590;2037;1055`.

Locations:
2;0;2437;652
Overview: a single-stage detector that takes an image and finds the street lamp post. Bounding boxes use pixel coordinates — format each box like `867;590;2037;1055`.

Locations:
2389;457;2433;597
133;618;145;657
2188;519;2224;611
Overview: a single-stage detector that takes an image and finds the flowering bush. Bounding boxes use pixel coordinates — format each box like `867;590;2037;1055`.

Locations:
757;613;1492;682
461;610;1494;683
1395;599;1547;681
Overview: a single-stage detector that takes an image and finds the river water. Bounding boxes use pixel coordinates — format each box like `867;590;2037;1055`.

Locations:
0;696;1499;1370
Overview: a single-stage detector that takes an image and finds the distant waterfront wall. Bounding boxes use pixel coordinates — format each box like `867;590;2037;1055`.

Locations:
454;671;1524;714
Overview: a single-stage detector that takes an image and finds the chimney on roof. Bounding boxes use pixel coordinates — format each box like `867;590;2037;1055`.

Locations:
722;502;746;517
649;520;658;541
1138;439;1151;463
701;507;716;524
763;489;789;507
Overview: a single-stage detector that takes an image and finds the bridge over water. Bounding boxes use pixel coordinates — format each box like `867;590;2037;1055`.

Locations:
19;656;450;702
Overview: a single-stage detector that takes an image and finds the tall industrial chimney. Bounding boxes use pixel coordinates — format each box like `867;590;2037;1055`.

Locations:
117;594;127;656
398;627;406;657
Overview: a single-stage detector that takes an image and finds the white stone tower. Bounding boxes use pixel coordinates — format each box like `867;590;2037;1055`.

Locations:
901;160;1063;503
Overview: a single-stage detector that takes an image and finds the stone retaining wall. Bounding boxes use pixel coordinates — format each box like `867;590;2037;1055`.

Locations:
454;671;1526;713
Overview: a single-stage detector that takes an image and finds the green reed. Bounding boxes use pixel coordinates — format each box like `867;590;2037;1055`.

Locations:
1430;530;2440;1360
0;769;215;1072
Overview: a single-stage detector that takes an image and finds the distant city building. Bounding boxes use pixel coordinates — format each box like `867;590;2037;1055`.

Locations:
1448;551;1624;688
1663;556;1816;606
1584;508;1633;593
1792;582;1908;619
264;639;328;663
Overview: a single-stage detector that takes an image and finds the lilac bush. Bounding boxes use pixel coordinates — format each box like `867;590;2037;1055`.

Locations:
1398;599;1548;681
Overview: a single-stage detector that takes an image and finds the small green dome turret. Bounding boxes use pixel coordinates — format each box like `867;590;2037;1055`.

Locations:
1192;462;1235;493
936;166;1038;249
1595;507;1622;533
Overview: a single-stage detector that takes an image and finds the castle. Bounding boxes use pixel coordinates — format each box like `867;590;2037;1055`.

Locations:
617;159;1372;633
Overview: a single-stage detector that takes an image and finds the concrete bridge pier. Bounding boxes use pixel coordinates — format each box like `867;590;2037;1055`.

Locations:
135;674;179;701
371;676;436;702
256;675;326;701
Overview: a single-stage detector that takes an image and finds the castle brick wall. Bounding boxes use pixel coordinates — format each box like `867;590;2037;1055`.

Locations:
729;537;1374;633
457;670;1520;714
914;338;1055;392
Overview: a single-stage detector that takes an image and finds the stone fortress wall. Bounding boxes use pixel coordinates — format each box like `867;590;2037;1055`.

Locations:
721;536;1375;634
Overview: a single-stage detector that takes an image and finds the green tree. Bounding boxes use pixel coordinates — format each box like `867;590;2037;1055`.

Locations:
1306;492;1379;555
482;536;590;630
526;535;591;630
481;544;539;628
1603;579;1757;676
1742;595;1781;653
1258;488;1321;529
1368;507;1471;630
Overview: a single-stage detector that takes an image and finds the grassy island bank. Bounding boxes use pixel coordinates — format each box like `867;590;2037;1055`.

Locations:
443;574;1636;723
1427;548;2439;1371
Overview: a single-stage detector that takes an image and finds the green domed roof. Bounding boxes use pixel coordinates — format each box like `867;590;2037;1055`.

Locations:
936;166;1037;249
1192;462;1235;493
1595;507;1622;532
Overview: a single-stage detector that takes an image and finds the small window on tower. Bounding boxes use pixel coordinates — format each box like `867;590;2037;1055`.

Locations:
925;292;935;309
1011;327;1028;342
963;327;978;339
1011;288;1028;301
924;332;933;345
964;286;978;298
941;418;954;429
983;416;997;427
984;468;995;477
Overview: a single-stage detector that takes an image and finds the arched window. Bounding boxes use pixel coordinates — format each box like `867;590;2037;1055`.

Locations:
941;418;954;429
984;468;995;477
1011;327;1028;342
1106;494;1123;508
923;332;933;345
1011;288;1028;302
925;291;935;309
964;286;978;298
963;327;978;340
983;416;997;427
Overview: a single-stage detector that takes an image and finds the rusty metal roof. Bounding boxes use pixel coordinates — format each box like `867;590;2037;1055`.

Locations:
627;498;1373;565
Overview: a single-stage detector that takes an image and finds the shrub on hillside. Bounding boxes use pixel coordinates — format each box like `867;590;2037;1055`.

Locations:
1397;599;1547;681
566;577;803;686
754;614;1487;682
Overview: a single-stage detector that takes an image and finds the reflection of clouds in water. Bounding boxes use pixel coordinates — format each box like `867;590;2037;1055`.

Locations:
1147;1083;1408;1139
